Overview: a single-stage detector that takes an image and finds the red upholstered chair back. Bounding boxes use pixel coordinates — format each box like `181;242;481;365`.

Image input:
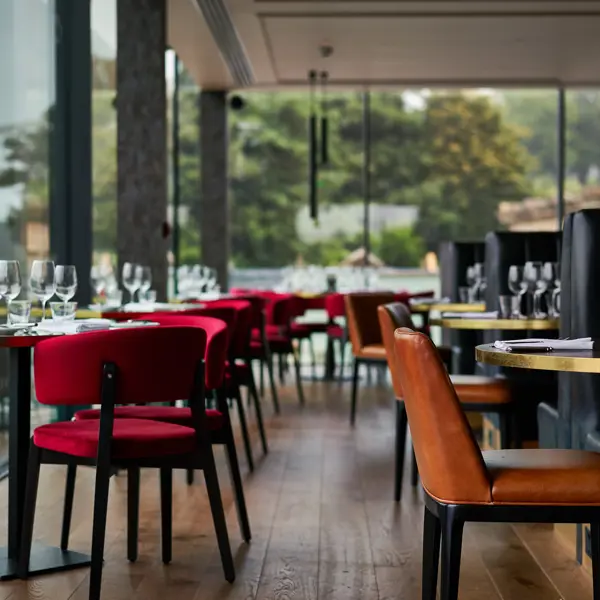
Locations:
134;314;228;390
325;293;346;319
203;299;252;358
34;327;207;406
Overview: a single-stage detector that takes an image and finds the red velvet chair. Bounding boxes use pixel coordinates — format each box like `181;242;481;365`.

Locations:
324;293;349;381
61;317;251;569
18;326;237;600
227;294;280;414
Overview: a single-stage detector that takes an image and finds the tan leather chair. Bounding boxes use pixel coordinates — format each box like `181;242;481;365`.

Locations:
344;292;395;424
393;327;600;600
378;302;515;501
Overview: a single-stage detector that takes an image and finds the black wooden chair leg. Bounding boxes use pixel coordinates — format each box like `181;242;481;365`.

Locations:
411;447;419;487
498;411;511;449
266;354;280;414
422;506;441;600
440;507;464;600
186;469;195;485
17;442;41;578
338;339;346;383
350;360;359;425
395;402;408;502
127;467;140;562
309;337;317;380
224;425;252;542
89;455;113;600
292;347;305;405
160;468;172;564
234;385;254;472
592;523;600;600
203;452;235;583
278;353;285;384
247;364;268;455
259;359;265;397
61;463;77;550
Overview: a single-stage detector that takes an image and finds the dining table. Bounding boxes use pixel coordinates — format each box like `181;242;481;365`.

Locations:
430;317;560;331
0;333;92;579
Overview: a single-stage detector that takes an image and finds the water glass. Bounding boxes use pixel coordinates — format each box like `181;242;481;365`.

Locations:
122;262;141;303
50;301;77;321
107;289;123;306
458;286;470;303
30;260;56;321
499;295;520;319
55;265;78;302
8;300;31;325
139;289;157;304
0;260;22;302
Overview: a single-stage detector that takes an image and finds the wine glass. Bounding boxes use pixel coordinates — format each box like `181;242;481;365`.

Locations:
55;265;78;302
122;262;141;304
524;261;543;318
465;265;476;303
138;266;152;299
542;262;559;317
508;265;526;318
0;261;22;321
30;260;56;321
472;263;485;302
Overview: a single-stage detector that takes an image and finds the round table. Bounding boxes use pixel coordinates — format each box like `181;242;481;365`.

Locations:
430;317;559;331
410;302;486;314
476;343;600;374
0;334;92;579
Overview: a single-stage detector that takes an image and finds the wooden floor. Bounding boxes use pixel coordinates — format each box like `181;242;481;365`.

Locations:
0;377;593;599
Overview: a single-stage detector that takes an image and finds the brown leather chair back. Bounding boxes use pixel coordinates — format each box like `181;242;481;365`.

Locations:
392;328;491;504
378;302;415;400
344;292;395;355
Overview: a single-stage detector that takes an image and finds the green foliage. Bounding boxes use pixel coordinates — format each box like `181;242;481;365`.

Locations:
373;227;425;267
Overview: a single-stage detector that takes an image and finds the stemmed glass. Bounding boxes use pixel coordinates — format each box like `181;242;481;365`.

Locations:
473;263;485;302
30;260;56;321
524;261;543;318
206;268;217;292
122;262;141;304
465;266;477;303
55;265;78;302
508;265;526;318
0;261;22;320
542;262;560;317
138;266;152;301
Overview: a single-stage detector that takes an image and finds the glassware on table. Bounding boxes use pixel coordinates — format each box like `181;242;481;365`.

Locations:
30;260;56;321
7;300;31;325
0;260;22;317
55;265;78;302
50;301;77;321
122;262;142;304
139;266;152;297
498;295;520;319
472;263;485;302
541;262;558;317
524;261;544;318
551;287;561;317
507;265;527;318
140;289;157;304
106;288;123;307
458;286;470;304
90;265;105;300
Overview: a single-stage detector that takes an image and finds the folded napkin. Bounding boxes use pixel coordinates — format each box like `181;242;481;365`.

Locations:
410;297;450;305
494;337;593;353
38;318;113;335
442;311;498;319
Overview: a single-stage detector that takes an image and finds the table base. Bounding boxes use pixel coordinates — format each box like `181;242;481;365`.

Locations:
0;544;91;580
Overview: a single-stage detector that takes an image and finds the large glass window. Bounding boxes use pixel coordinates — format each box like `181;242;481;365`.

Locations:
91;0;117;265
0;0;55;467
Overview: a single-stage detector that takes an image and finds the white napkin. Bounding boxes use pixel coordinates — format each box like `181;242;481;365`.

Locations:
37;318;113;334
494;337;593;352
124;302;200;312
442;311;498;319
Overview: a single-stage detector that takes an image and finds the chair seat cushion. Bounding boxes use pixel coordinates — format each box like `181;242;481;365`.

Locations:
485;449;600;505
450;375;512;404
357;344;387;361
289;323;313;338
327;324;345;339
292;322;329;335
251;337;292;354
74;406;224;430
33;418;196;459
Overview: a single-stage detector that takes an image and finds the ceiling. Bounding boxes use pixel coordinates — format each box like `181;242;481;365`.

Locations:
168;0;600;89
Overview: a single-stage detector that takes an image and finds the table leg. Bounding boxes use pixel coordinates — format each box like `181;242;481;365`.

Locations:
0;347;90;580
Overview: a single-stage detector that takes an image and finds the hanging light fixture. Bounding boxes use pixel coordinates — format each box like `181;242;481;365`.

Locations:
320;70;329;166
308;69;318;221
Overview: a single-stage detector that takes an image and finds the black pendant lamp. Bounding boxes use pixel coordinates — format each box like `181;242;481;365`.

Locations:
308;69;318;221
320;71;329;166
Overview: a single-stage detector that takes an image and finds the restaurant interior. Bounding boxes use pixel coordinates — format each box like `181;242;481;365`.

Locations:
4;0;600;599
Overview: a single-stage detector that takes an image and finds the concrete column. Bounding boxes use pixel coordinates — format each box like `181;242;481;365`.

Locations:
200;91;229;290
117;0;168;299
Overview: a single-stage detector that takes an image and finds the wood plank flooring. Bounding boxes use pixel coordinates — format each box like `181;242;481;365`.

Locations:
0;377;593;599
